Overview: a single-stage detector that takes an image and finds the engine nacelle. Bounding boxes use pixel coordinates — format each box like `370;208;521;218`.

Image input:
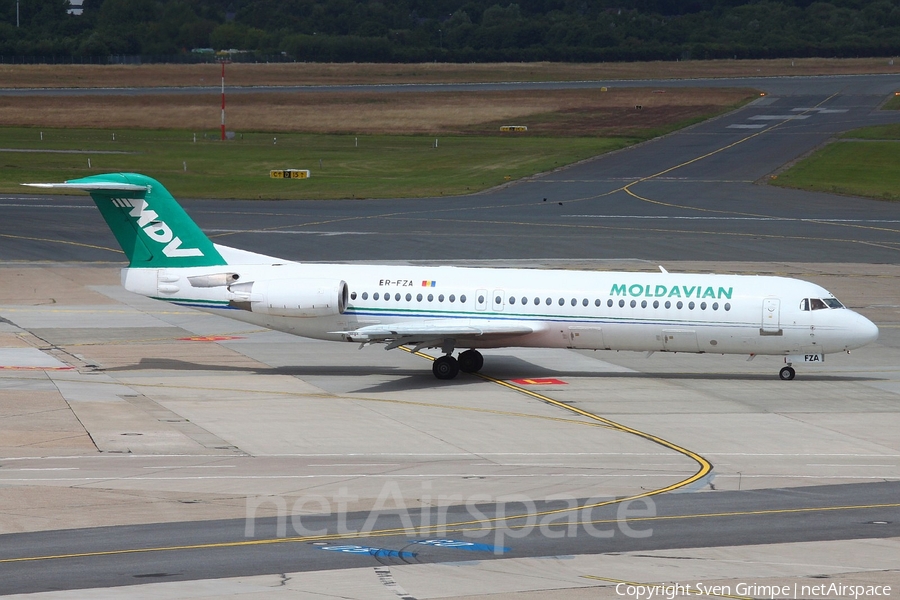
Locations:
229;278;348;318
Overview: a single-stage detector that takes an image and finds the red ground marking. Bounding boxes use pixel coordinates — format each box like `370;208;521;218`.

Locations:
510;378;567;385
177;336;245;342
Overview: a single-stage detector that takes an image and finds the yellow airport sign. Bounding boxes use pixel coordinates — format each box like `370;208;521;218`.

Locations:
270;169;311;179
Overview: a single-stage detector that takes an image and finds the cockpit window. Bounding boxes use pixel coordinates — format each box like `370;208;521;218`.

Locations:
809;298;828;310
802;297;844;311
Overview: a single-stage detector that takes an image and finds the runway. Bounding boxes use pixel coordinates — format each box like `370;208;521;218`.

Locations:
0;73;899;598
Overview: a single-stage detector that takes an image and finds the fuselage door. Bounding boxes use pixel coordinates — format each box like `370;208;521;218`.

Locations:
568;326;605;349
662;329;700;352
475;289;488;311
492;289;505;312
761;298;782;334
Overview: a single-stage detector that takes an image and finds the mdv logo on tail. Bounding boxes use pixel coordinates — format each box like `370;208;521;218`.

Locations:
111;198;204;258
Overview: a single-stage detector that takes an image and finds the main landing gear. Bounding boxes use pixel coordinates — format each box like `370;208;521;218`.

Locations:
779;366;796;380
432;350;484;380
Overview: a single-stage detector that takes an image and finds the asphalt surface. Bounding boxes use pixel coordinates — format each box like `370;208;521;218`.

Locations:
1;74;899;596
1;482;898;595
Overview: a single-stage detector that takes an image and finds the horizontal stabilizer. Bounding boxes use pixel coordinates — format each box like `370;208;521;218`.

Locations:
23;182;147;192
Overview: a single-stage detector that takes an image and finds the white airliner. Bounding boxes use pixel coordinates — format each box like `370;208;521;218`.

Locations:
26;173;879;380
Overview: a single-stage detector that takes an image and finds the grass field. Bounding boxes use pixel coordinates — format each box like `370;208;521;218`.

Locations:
0;84;755;199
773;125;900;201
0;128;638;199
0;88;754;135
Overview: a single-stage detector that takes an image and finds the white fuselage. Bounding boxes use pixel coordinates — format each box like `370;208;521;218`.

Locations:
122;259;879;359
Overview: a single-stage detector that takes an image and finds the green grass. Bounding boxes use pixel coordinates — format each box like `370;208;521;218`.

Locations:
882;94;900;110
773;127;900;201
839;123;900;140
0;128;638;200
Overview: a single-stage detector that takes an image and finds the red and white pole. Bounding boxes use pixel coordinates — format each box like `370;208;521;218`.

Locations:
220;61;226;141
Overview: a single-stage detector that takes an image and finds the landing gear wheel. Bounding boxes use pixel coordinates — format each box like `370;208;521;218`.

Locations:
779;366;796;381
433;355;460;380
458;349;484;373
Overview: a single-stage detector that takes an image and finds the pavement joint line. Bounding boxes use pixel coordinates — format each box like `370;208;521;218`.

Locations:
0;372;621;429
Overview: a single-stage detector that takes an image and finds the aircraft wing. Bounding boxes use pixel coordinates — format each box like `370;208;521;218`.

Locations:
335;320;537;351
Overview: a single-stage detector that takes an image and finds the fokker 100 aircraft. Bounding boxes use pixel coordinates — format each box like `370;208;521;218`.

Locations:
26;173;879;380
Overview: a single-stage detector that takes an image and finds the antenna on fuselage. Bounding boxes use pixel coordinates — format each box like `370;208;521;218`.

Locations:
659;265;668;274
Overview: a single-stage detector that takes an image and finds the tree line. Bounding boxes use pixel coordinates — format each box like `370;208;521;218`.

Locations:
2;0;900;62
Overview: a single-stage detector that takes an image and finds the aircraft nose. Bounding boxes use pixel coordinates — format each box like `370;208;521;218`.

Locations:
851;312;879;348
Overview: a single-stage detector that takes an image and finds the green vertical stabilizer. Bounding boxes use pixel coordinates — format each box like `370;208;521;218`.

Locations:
55;173;226;268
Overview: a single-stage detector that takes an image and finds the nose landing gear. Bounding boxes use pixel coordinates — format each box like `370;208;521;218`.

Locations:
779;365;796;380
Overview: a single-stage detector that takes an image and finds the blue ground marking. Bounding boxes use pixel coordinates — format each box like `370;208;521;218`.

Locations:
317;544;416;559
411;539;509;553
